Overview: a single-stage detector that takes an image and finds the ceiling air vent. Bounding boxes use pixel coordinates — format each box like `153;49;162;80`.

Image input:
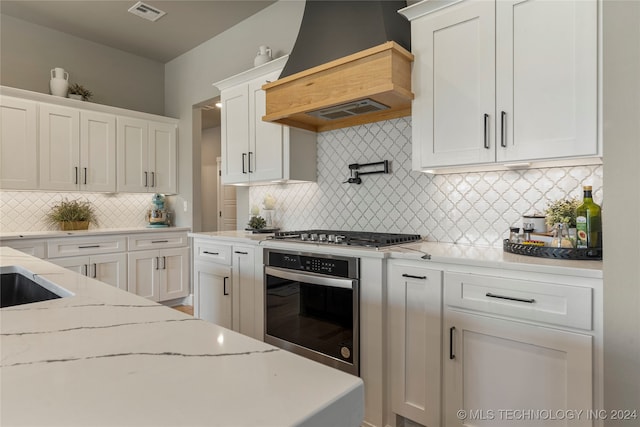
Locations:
306;99;389;121
128;1;166;22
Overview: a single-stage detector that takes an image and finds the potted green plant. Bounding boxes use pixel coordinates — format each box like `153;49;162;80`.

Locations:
45;198;97;230
68;83;93;101
544;197;581;229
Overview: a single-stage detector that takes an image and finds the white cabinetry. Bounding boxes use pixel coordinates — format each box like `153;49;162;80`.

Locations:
388;261;442;427
192;238;260;337
46;235;128;289
117;117;177;194
1;238;46;258
127;232;189;301
39;104;116;192
215;56;317;185
51;253;127;290
402;0;599;173
0;97;38;189
443;271;597;427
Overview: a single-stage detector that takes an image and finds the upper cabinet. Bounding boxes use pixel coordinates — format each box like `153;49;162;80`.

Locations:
0;86;178;194
0;96;38;189
39;104;116;192
215;56;317;186
401;0;600;173
117;117;177;194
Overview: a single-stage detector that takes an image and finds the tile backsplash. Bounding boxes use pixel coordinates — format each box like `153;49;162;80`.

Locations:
250;117;603;248
0;191;152;232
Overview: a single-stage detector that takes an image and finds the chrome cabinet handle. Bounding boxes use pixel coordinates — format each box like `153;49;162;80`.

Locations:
500;111;507;148
483;113;490;149
486;292;535;304
242;153;247;174
402;273;427;280
223;276;229;295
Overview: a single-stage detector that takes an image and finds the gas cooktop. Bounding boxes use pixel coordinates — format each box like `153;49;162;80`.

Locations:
271;230;422;248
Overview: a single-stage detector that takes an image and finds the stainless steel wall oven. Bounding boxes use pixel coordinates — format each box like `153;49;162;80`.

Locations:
264;248;359;376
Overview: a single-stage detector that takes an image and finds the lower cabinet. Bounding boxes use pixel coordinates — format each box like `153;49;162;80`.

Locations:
443;310;593;427
232;246;256;337
388;261;443;427
128;247;189;302
193;260;232;329
50;253;127;290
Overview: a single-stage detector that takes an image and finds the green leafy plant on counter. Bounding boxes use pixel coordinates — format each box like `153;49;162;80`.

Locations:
545;197;581;228
45;198;98;230
247;215;266;230
68;83;93;101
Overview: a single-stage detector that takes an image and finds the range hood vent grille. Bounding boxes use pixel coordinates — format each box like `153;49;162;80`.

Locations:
307;99;389;121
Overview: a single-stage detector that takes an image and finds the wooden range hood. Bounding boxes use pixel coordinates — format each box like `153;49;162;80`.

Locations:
262;42;414;133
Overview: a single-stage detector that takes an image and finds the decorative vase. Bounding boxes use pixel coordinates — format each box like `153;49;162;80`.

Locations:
254;45;273;67
49;67;69;97
60;221;89;231
263;209;275;228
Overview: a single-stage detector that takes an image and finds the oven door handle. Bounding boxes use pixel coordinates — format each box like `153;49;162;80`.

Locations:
265;266;354;290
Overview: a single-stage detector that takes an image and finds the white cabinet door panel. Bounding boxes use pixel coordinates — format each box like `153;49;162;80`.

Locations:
221;84;249;184
149;121;177;194
128;250;159;301
412;0;495;169
117;117;149;192
81;111;116;192
194;261;232;329
0;97;38;189
496;0;598;161
39;104;80;190
159;247;189;301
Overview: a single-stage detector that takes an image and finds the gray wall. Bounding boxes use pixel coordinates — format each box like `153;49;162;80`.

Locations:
603;0;640;420
164;0;305;230
0;14;165;115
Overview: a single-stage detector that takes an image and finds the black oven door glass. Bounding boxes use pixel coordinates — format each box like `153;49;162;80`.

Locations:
266;273;354;364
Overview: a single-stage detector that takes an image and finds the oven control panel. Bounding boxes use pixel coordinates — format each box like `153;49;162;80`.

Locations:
267;251;356;278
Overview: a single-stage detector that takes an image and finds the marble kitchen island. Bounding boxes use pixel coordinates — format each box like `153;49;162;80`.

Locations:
0;247;364;426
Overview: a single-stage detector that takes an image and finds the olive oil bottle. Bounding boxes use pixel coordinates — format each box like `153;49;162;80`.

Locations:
575;186;602;248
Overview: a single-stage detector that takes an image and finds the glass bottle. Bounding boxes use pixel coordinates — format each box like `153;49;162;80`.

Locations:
509;227;520;243
575;185;602;248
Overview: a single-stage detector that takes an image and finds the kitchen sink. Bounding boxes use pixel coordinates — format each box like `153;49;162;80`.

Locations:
1;266;73;308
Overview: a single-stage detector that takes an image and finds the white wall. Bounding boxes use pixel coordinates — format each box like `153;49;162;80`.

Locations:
0;14;165;115
164;0;305;230
602;0;640;419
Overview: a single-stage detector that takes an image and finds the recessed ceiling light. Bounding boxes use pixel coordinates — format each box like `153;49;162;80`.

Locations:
128;1;166;22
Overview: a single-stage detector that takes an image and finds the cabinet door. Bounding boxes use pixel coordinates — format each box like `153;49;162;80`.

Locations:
232;246;255;337
128;250;160;301
497;0;598;162
220;84;249;184
0;97;38;189
412;0;495;170
91;253;127;291
443;310;593;426
50;256;89;276
389;264;443;427
158;247;189;301
193;261;232;329
81;111;116;192
117;117;149;192
1;239;46;259
248;70;284;182
39;104;80;190
149;121;177;194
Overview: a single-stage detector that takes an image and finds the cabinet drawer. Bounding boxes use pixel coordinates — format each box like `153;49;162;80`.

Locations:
444;272;592;330
2;239;47;258
193;240;232;265
47;236;127;258
128;232;187;251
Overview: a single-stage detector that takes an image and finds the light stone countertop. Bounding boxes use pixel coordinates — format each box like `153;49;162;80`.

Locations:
190;231;602;278
0;247;364;426
0;226;192;241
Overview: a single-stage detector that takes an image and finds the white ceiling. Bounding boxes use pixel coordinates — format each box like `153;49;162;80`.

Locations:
0;0;277;63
